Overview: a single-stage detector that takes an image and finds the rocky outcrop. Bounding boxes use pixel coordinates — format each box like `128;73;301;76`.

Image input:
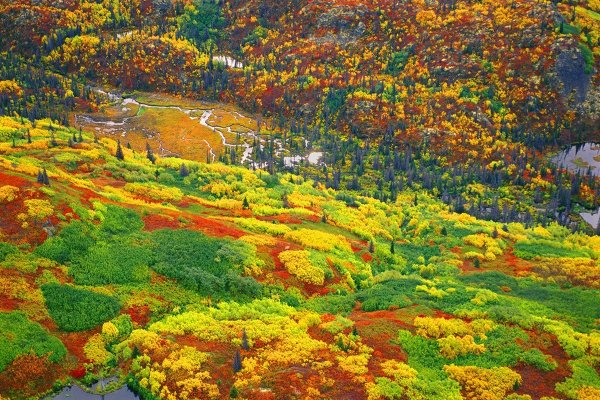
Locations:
553;37;592;104
310;4;369;47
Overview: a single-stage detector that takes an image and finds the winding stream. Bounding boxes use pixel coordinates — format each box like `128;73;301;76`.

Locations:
75;90;325;168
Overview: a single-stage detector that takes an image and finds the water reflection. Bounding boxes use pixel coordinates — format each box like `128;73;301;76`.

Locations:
49;383;139;400
552;142;600;177
553;143;600;227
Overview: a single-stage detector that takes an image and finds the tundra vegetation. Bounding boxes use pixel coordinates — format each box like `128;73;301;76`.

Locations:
0;0;599;399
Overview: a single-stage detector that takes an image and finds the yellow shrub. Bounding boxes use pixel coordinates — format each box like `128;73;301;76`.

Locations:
414;317;494;339
578;387;600;400
438;335;486;359
233;218;291;236
0;185;19;202
24;199;54;220
444;365;521;400
279;250;325;285
124;183;183;202
380;360;417;382
239;234;276;246
84;334;113;364
284;228;350;251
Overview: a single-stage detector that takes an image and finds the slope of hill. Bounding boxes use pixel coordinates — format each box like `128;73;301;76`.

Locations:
0;0;599;399
0;117;599;399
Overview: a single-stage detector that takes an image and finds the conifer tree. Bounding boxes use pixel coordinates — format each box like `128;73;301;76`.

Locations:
146;142;156;164
115;140;124;160
42;168;49;185
233;351;242;373
241;329;249;351
179;163;190;177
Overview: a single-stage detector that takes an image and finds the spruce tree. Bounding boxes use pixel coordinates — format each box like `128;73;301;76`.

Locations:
233;351;242;373
390;240;395;254
369;240;375;253
242;197;250;210
241;329;249;351
115;140;124;160
42;168;49;185
146;142;156;164
179;163;190;177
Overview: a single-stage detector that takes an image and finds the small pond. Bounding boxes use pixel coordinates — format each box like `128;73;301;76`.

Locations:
552;142;600;227
48;377;139;400
552;142;600;177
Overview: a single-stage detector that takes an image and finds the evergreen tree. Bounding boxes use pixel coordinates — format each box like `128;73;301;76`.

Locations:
27;129;31;144
282;193;290;208
473;258;480;268
229;386;238;399
179;163;190;177
37;170;44;184
369;240;375;253
242;197;250;210
390;240;395;254
78;127;83;142
42;168;49;185
115;140;124;160
146;142;156;164
241;329;249;351
233;350;242;373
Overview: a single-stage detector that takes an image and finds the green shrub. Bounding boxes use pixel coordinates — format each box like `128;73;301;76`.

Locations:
0;242;18;262
519;349;557;372
513;240;590;259
70;241;151;285
98;205;144;236
304;294;356;314
34;220;96;264
42;284;121;331
0;312;66;371
149;229;262;299
556;357;600;398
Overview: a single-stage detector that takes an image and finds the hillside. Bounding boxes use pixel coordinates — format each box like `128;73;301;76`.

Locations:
0;0;599;399
0;118;599;399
